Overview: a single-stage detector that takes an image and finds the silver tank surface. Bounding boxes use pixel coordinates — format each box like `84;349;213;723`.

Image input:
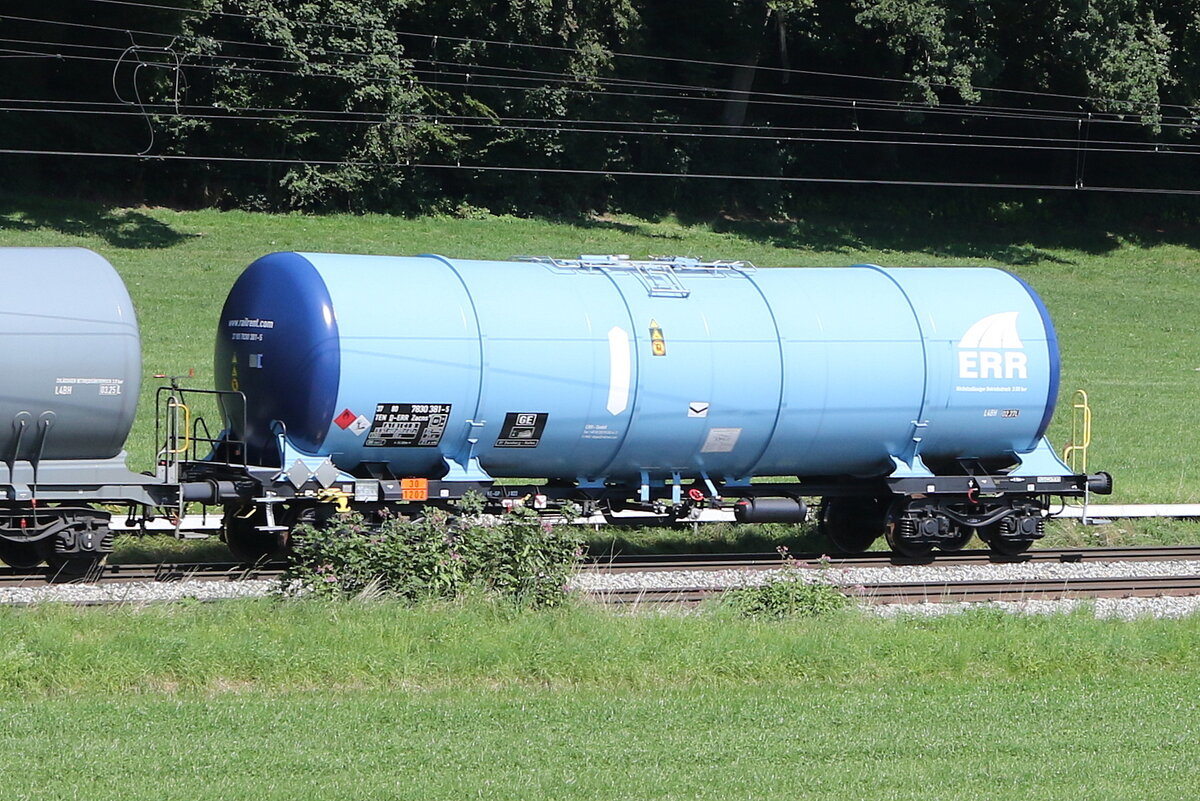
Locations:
0;248;141;461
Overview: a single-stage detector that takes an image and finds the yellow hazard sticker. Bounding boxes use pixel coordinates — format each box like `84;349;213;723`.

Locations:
649;319;666;356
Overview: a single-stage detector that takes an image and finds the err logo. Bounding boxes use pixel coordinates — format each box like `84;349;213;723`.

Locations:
957;312;1028;380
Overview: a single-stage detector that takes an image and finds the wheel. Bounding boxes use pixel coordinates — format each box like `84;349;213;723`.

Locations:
885;523;934;558
988;537;1034;557
222;504;288;563
287;504;338;531
938;525;975;552
884;505;940;559
45;553;105;583
820;496;889;552
976;521;1033;557
0;539;44;570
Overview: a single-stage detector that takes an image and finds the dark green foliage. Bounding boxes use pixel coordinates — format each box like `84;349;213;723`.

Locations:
284;507;583;607
854;0;1177;125
5;0;1200;212
163;0;462;212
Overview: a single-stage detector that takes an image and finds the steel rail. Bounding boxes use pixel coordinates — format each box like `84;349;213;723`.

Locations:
4;545;1200;583
0;561;284;586
594;573;1200;606
850;574;1200;604
584;545;1200;573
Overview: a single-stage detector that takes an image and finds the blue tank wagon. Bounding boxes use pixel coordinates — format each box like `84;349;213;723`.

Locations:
188;253;1111;559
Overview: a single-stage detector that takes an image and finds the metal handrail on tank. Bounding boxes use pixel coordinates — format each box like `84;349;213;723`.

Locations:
1063;389;1092;474
167;398;191;456
155;384;249;472
517;255;756;298
190;416;222;462
154;390;186;482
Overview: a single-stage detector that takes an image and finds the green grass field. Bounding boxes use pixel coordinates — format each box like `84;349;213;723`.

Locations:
4;192;1200;798
2;194;1196;503
3;600;1200;799
7;682;1199;800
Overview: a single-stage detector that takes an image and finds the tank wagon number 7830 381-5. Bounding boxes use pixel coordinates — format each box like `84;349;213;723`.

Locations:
0;247;1111;571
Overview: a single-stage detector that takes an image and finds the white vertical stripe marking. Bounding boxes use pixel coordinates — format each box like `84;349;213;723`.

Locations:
607;326;631;415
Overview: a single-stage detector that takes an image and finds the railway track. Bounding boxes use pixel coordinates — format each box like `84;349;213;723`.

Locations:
584;544;1200;572
595;574;1200;606
584;545;1200;606
2;546;1199;609
9;544;1192;586
0;561;285;587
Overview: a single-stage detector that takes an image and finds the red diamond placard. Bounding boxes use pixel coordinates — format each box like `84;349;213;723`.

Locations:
333;408;357;429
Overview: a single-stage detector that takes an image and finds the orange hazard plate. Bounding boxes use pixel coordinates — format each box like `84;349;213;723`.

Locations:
401;478;429;501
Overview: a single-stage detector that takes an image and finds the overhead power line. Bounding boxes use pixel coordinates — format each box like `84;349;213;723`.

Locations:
6;35;1197;136
3;94;1187;151
2;146;1199;196
4;99;1197;160
7;11;1197;136
57;0;1200;118
3;5;1195;197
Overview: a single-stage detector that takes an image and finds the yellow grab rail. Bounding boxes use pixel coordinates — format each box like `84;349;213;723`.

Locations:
165;397;192;455
1062;389;1091;473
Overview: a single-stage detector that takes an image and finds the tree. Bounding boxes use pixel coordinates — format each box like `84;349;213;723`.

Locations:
161;0;461;210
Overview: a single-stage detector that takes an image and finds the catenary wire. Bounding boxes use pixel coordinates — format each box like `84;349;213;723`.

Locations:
5;10;1196;189
8;11;1197;129
8;40;1198;135
71;0;1200;116
1;146;1198;196
0;22;1111;122
7;94;1198;155
3;101;1196;159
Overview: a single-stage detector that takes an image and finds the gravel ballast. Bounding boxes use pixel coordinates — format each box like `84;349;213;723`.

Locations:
571;558;1200;619
2;558;1200;618
571;558;1200;592
0;578;278;606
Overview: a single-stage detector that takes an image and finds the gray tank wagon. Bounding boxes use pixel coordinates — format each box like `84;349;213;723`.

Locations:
0;248;185;574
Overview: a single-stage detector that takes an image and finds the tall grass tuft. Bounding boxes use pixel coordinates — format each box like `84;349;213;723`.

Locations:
720;548;849;618
283;503;583;608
